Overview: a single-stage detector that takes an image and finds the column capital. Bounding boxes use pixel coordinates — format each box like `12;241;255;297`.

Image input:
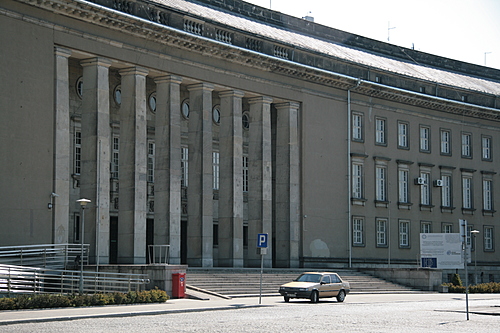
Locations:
187;82;214;92
54;46;72;58
154;75;183;85
219;89;245;99
80;57;112;68
274;101;300;110
119;66;149;77
248;96;273;105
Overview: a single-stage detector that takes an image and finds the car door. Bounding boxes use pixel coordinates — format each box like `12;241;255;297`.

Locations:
329;274;342;296
319;275;333;297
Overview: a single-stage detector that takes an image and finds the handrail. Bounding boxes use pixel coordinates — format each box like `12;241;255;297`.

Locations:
0;244;89;269
0;264;150;296
148;245;170;264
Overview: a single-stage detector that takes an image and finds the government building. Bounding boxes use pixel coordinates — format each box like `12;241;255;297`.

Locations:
1;0;499;280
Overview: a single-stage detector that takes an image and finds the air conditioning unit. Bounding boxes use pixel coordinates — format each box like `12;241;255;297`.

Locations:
414;177;425;185
434;179;444;187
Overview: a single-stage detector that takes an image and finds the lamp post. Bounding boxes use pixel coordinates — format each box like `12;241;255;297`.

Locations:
77;198;91;294
471;230;480;285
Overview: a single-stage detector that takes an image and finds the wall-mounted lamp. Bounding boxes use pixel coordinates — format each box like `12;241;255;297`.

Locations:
48;192;59;210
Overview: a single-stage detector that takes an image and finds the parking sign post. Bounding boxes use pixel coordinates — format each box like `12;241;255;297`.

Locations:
257;233;268;304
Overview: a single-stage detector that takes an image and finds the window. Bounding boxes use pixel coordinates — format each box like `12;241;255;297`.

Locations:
483;179;493;211
421;221;432;234
399;220;410;248
74;130;81;174
442;224;453;233
147;141;155;183
181;147;189;187
484;226;494;251
461;132;472;158
441;174;452;208
398;168;409;203
352;217;364;246
352;113;363;141
376;218;387;247
466;225;473;248
352;163;363;199
420;126;430;152
111;136;119;179
482;136;492;161
376;165;387;202
243;156;248;192
440;129;451;155
375;118;386;145
213;151;219;190
462;175;473;209
398;122;409;148
420;172;431;206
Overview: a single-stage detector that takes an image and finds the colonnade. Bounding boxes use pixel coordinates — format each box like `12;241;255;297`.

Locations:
53;47;300;268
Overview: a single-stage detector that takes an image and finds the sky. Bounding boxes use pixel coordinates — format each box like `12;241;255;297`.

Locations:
244;0;500;70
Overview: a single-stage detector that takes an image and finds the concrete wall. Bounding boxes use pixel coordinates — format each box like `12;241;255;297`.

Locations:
361;268;443;291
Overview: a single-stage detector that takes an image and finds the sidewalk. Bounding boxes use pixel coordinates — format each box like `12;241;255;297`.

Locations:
0;296;272;326
1;293;499;326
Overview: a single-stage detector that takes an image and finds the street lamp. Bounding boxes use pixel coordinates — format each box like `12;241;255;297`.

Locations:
77;198;91;294
471;230;480;285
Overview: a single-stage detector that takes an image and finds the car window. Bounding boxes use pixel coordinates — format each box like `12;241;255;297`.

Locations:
296;274;321;283
330;274;340;283
321;275;331;284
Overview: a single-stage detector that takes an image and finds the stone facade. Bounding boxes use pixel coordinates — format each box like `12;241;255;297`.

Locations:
0;0;499;275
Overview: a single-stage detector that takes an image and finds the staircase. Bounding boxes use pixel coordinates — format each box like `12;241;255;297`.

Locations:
186;268;420;298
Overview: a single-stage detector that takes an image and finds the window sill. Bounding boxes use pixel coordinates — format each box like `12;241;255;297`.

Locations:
420;204;435;212
351;198;367;206
462;208;476;215
374;200;389;208
482;209;496;217
398;202;413;210
440;206;455;213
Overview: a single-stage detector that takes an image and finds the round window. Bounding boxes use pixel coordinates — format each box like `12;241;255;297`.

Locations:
76;77;83;99
149;92;156;113
242;112;250;130
113;85;122;105
181;99;190;119
212;105;221;125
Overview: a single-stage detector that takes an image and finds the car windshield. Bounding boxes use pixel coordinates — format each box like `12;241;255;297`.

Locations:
296;274;321;283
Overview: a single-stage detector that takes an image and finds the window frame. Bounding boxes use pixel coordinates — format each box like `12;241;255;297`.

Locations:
212;151;220;190
398;220;410;248
352;112;364;142
483;178;493;212
376;218;388;247
482;135;492;161
440;129;451;155
375;117;387;145
421;221;432;234
375;165;387;202
181;147;189;187
461;132;472;158
397;121;409;149
441;174;453;209
419;125;430;153
352;216;365;247
462;174;473;210
484;226;494;251
352;163;363;199
147;140;155;183
111;135;119;179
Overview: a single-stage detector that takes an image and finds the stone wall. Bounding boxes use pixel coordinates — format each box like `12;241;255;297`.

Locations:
361;268;443;291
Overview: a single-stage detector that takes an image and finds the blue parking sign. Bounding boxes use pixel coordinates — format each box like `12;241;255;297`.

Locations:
257;233;268;248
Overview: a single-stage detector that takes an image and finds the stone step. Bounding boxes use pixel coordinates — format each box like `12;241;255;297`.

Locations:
185;268;419;297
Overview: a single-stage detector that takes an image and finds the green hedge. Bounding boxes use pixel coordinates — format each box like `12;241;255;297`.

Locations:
0;288;168;310
442;281;500;293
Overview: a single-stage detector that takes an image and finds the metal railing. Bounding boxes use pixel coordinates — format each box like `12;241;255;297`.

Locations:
0;243;89;269
148;245;170;264
0;264;150;296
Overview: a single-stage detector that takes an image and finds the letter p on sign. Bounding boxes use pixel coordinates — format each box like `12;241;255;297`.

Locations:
257;233;268;248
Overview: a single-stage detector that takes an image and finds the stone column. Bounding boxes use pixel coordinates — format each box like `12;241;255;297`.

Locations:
275;102;300;268
80;57;112;264
53;47;71;245
154;75;183;265
218;90;245;267
118;67;149;264
247;96;273;268
187;83;214;267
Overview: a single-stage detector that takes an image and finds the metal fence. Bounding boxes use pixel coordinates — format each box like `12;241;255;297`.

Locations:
148;245;170;264
0;243;89;269
0;264;150;296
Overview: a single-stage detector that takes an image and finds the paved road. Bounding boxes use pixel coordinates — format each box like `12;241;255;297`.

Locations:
1;293;499;332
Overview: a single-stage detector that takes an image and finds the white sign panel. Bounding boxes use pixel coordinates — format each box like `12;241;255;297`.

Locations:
420;233;463;269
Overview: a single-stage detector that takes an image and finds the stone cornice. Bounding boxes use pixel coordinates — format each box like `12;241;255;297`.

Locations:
12;0;500;121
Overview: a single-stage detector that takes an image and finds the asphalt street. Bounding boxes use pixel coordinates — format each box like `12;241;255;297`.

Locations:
1;293;499;332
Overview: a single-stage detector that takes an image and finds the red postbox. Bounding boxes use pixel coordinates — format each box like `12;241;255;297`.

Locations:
172;272;186;298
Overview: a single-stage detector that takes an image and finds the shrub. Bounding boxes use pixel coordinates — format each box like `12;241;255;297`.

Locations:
0;288;169;310
451;273;463;287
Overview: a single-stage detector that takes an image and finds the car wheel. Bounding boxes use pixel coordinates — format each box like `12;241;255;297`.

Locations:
310;291;319;303
336;290;346;302
284;296;290;303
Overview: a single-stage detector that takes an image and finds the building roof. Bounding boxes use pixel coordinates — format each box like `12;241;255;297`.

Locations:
154;0;500;97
